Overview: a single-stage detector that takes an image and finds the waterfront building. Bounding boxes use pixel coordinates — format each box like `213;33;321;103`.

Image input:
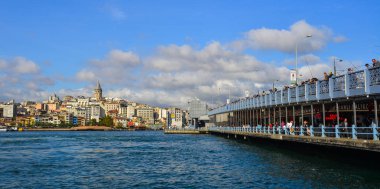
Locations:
35;103;44;110
113;117;127;127
63;95;74;102
118;106;128;117
126;105;136;119
0;103;16;118
188;98;208;127
167;107;183;128
48;94;60;103
104;102;120;115
86;104;103;122
47;103;60;112
77;97;90;107
136;108;154;124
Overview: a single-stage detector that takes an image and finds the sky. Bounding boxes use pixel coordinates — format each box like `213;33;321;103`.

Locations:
0;0;379;108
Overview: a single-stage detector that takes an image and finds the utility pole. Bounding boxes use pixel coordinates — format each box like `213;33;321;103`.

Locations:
295;35;312;85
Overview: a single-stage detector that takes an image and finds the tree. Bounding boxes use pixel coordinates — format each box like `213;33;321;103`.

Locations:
99;116;113;127
90;119;97;126
116;122;123;129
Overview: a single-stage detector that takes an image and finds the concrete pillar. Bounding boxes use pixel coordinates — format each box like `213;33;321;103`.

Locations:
336;102;340;126
268;108;271;125
252;108;255;126
311;104;314;126
322;103;326;126
353;101;357;126
285;106;288;123
273;107;276;125
292;106;295;125
301;105;304;125
375;99;378;126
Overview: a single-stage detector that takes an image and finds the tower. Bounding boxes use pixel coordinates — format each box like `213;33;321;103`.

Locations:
94;80;103;101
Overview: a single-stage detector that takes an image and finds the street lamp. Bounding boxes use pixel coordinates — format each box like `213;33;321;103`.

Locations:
295;35;312;85
333;57;343;76
272;80;279;91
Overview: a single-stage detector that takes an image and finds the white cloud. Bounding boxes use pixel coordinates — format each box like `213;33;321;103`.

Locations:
76;70;96;81
141;42;291;106
0;60;6;69
1;21;350;107
234;20;344;53
76;49;141;84
0;57;55;102
12;57;39;74
104;4;126;20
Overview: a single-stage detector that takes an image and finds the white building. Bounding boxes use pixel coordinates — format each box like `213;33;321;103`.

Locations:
0;104;17;118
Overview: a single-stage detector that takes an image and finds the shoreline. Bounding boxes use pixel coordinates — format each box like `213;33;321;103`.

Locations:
23;126;158;131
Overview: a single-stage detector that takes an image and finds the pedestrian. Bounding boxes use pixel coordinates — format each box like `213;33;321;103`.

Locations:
347;68;353;74
341;118;349;138
324;72;328;80
303;120;310;135
372;59;380;67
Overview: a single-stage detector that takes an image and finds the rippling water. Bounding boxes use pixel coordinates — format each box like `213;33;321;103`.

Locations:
0;131;379;188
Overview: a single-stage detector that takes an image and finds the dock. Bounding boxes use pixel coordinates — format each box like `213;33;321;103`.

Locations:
208;126;380;153
164;129;209;134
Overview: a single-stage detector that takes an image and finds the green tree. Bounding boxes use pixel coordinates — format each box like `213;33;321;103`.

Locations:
99;116;113;127
90;119;97;126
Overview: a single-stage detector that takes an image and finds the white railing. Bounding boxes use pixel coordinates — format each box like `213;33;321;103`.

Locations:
208;124;379;141
209;67;380;115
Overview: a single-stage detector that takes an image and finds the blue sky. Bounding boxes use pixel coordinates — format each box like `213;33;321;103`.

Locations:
0;0;379;106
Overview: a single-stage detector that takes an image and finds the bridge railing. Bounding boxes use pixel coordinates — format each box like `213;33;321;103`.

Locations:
208;124;379;141
208;67;380;115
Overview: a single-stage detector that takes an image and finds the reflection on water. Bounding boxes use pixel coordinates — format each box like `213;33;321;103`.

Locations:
0;131;379;188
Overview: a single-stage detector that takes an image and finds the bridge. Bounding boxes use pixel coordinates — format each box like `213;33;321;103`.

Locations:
199;66;380;156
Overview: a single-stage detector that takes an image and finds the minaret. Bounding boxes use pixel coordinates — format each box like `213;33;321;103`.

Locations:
94;80;103;101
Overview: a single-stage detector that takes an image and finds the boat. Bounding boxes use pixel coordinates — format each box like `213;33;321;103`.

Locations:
0;126;7;132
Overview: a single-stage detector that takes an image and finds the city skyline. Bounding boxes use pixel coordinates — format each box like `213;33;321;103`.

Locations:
0;0;379;107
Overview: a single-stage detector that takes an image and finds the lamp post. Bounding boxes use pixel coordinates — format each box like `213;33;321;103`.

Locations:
272;80;279;91
333;57;343;76
295;35;312;85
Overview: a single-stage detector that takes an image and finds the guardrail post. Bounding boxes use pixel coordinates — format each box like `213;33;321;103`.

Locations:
305;83;309;101
345;73;350;97
300;126;304;136
329;77;334;99
335;125;340;138
352;125;357;139
372;125;378;141
322;125;326;137
310;126;314;137
364;69;371;94
316;81;320;100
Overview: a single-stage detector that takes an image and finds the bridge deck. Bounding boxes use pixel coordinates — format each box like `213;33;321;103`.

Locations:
209;129;380;152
